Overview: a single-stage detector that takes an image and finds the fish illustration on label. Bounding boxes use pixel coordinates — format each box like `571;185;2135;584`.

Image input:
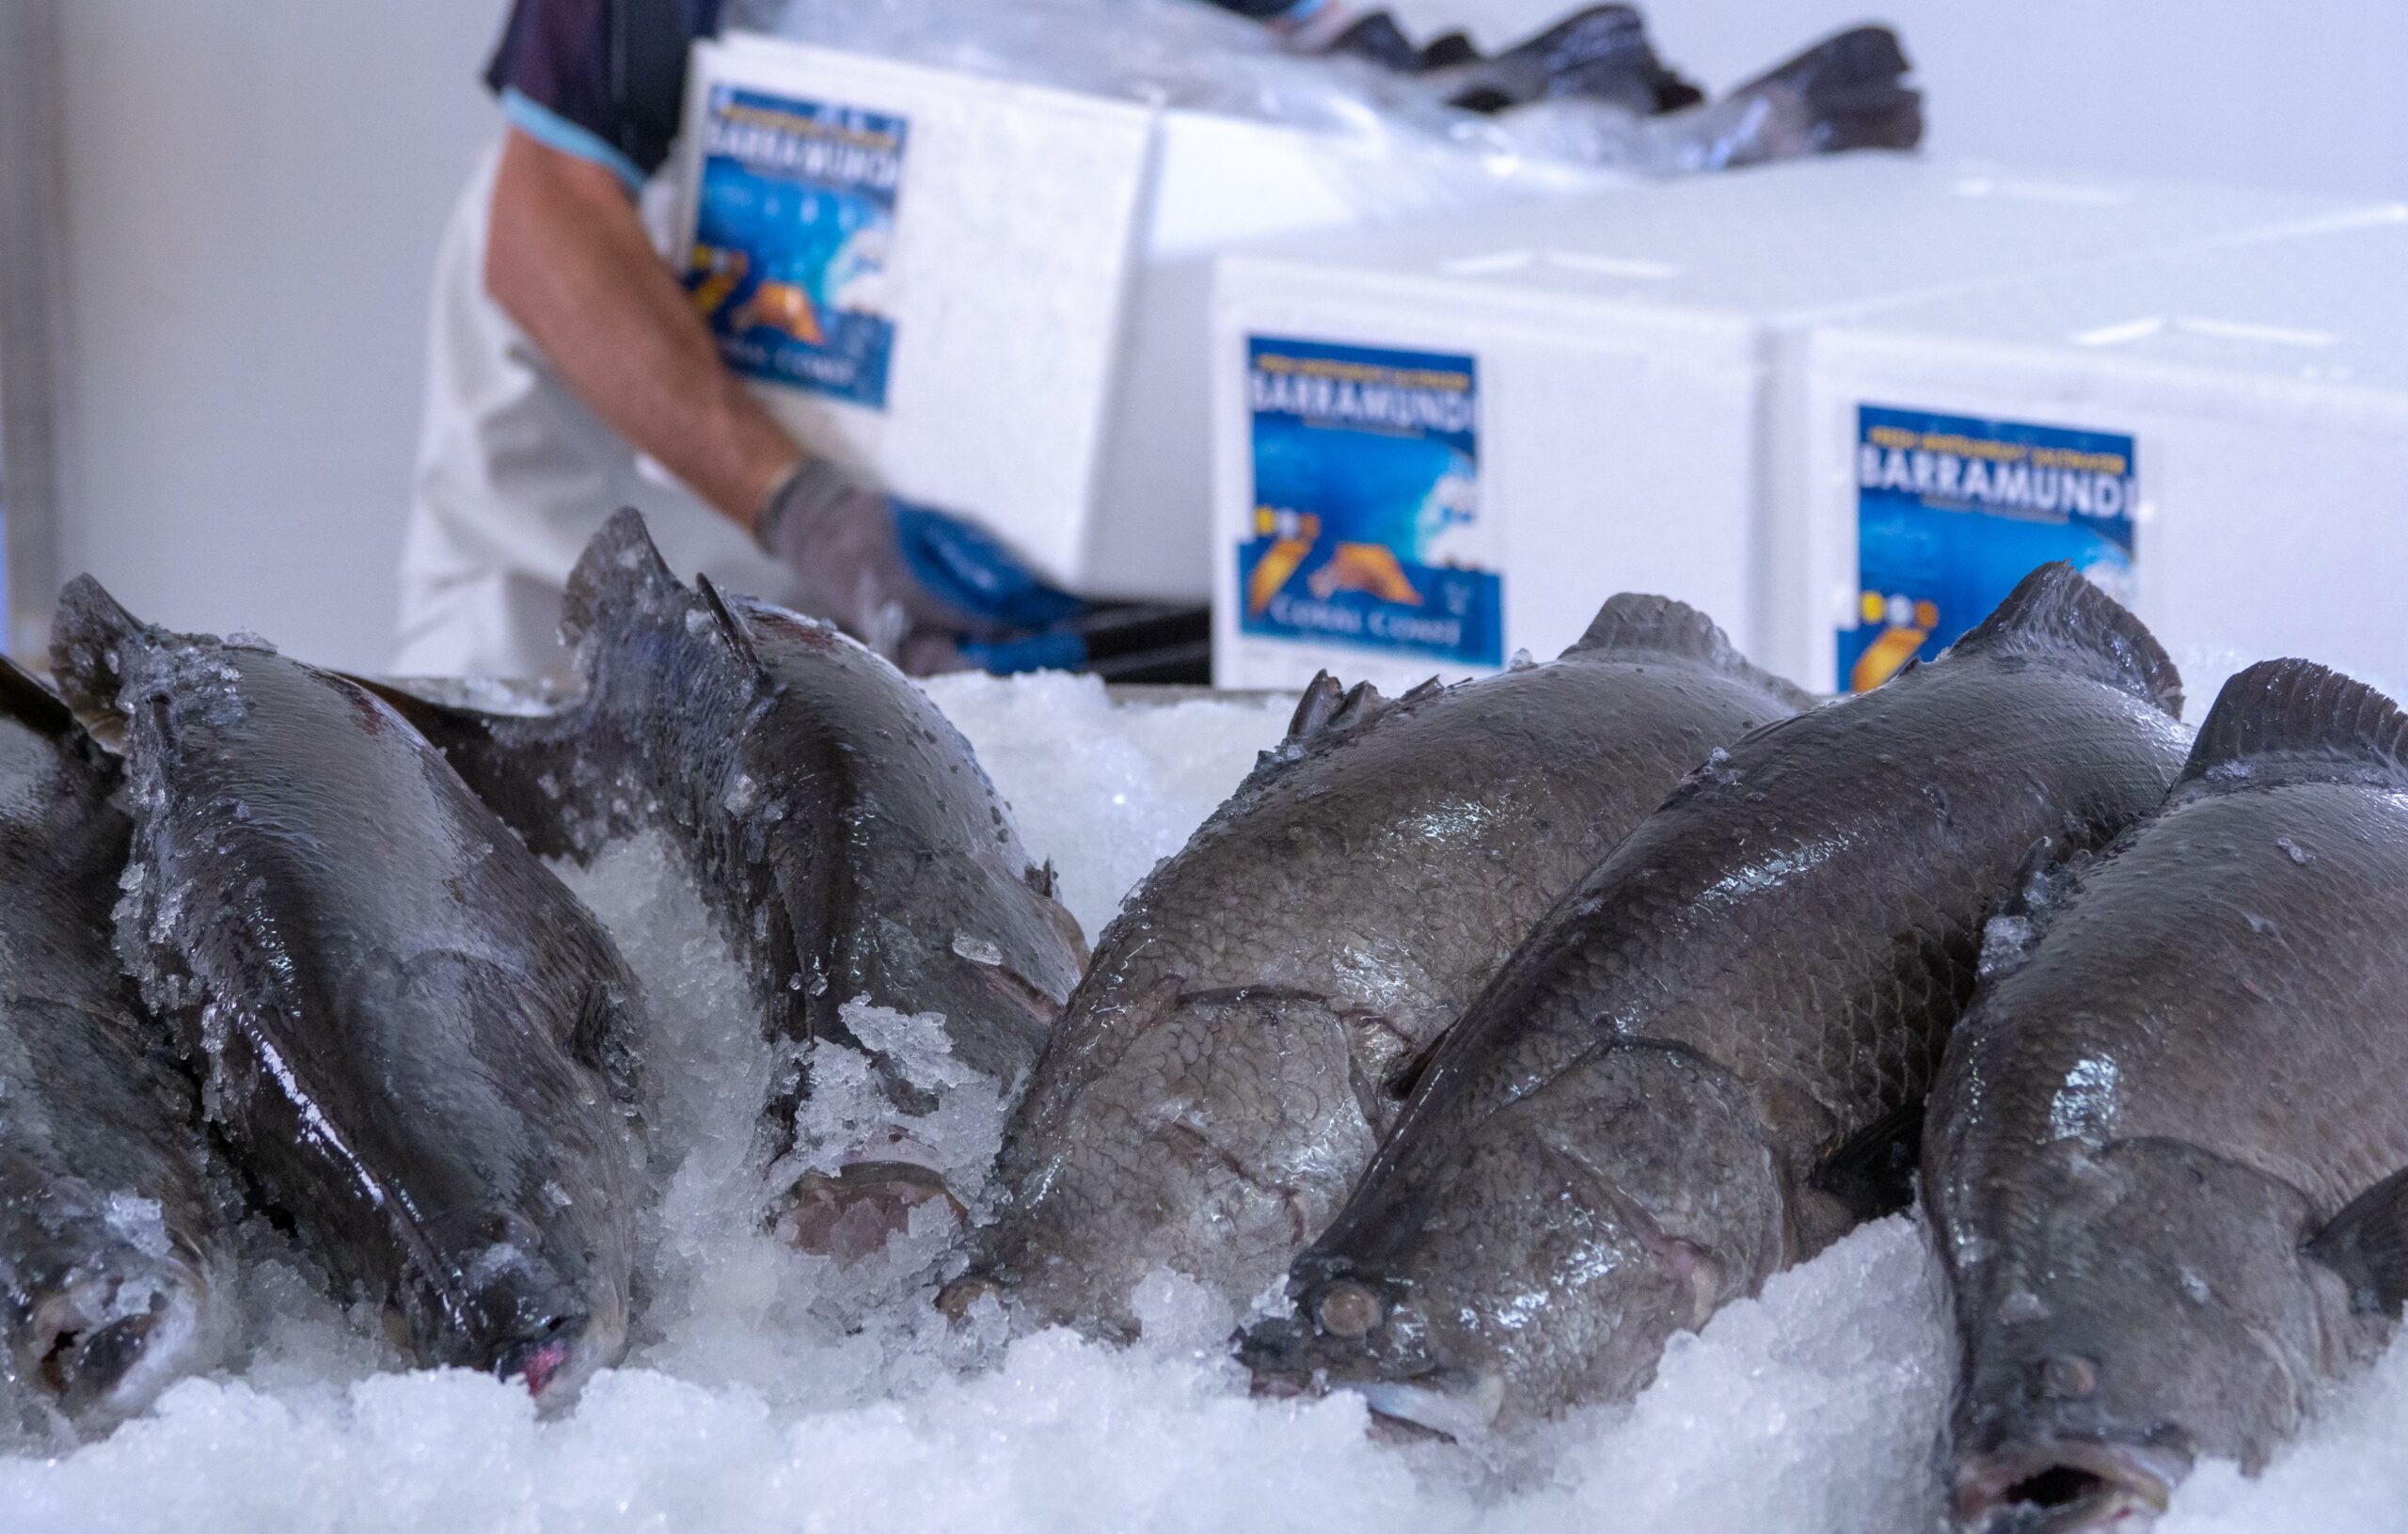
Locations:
1842;404;2137;692
685;87;905;410
1239;338;1502;670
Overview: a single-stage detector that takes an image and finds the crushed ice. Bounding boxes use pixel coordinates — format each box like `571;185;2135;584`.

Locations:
4;675;2401;1531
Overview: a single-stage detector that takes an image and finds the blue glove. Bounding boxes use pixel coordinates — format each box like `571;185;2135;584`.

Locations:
754;460;1085;671
890;503;1085;634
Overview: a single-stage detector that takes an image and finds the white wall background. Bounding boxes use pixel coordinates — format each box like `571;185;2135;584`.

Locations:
34;0;2408;670
49;2;499;671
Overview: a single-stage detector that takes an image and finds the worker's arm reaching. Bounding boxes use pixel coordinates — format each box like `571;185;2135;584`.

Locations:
484;125;793;530
471;0;1366;672
485;124;1079;667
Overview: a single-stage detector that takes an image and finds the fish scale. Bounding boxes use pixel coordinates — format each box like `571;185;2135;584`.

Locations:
1248;563;2189;1431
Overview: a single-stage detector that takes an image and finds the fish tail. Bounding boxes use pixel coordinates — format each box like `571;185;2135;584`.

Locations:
1733;24;1923;154
562;509;680;653
49;575;153;732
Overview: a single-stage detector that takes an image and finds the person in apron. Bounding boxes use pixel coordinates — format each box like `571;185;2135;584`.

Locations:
394;0;1349;679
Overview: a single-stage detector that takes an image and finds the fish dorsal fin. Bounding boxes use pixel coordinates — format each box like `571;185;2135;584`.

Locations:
2306;1162;2408;1315
1562;593;1816;709
562;508;680;650
691;574;767;675
1282;670;1444;747
2178;659;2408;791
0;654;80;742
49;576;158;740
1942;563;2181;718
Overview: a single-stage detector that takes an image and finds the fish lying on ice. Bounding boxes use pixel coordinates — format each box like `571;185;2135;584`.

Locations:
0;658;235;1433
958;595;1813;1333
1244;564;2187;1434
1929;659;2408;1533
52;580;641;1400
367;511;1086;1257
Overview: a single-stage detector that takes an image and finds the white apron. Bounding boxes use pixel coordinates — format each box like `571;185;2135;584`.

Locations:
392;145;804;679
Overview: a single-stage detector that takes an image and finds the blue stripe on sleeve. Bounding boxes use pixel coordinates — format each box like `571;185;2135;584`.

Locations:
500;87;645;194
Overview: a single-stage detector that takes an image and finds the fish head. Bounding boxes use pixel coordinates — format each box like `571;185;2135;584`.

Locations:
973;980;1381;1336
0;1172;230;1432
1946;1137;2364;1531
392;1206;630;1408
1244;1040;1785;1433
335;948;638;1406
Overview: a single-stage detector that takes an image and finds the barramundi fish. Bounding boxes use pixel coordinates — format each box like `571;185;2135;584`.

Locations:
366;511;1086;1257
1931;660;2408;1532
53;580;640;1400
1245;565;2186;1435
0;658;234;1434
961;595;1812;1333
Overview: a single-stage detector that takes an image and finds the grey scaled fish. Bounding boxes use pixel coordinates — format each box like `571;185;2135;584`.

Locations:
364;510;1086;1257
960;594;1813;1334
1930;659;2408;1533
1244;563;2188;1436
0;658;235;1434
50;579;640;1401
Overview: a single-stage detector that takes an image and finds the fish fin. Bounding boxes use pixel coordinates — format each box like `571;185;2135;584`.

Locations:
0;654;81;742
49;576;157;742
561;508;679;650
2305;1163;2408;1315
2177;659;2408;791
1284;671;1388;741
1941;563;2181;717
1808;1099;1925;1224
1379;1021;1452;1106
1562;593;1816;710
691;574;767;675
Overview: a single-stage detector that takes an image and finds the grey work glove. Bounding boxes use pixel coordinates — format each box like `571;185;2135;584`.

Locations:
753;458;959;664
752;459;1089;676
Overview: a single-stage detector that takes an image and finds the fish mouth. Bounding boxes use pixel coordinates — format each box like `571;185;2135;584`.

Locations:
780;1160;967;1264
493;1307;615;1405
1346;1371;1505;1443
21;1273;214;1426
1241;1321;1502;1443
1955;1439;2189;1533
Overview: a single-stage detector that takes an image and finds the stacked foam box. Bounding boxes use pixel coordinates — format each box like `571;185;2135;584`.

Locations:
1209;155;2393;690
672;31;1524;602
1801;213;2408;698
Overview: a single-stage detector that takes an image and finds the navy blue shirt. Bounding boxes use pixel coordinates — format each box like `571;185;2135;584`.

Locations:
486;0;1319;189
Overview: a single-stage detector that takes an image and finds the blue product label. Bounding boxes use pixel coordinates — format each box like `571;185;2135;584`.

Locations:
685;87;905;410
1239;337;1500;668
1841;405;2137;693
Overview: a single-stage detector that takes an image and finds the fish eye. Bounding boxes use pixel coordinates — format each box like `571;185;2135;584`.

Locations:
1316;1282;1385;1338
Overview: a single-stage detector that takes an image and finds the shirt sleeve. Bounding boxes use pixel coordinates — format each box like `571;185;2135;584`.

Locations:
1200;0;1331;24
483;0;724;191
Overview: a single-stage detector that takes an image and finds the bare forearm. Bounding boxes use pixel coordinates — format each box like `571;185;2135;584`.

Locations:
483;126;800;529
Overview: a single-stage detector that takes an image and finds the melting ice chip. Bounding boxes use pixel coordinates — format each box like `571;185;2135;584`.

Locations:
103;1193;170;1258
723;773;759;815
951;933;1004;967
1508;648;1535;672
2049;1055;2120;1144
1978;914;2035;980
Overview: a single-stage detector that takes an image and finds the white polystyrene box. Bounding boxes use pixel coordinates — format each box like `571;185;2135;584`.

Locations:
673;33;1502;601
1800;213;2408;701
1210;155;2395;690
